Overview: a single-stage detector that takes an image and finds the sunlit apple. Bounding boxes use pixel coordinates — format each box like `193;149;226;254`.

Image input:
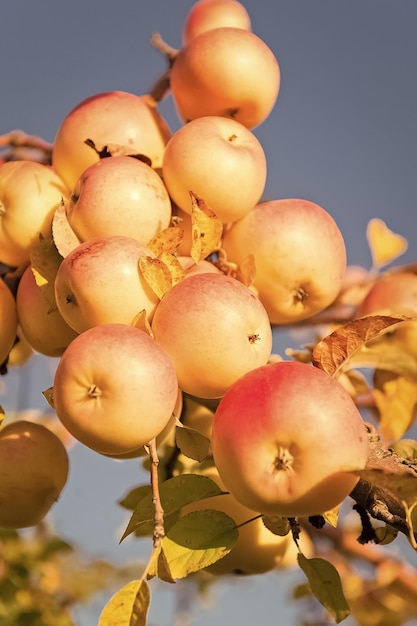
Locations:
182;0;251;44
0;278;17;367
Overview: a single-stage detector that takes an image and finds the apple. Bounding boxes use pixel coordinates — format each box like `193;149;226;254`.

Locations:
52;323;179;455
181;395;216;439
0;278;18;366
54;235;160;333
211;360;369;517
0;160;69;267
170;27;280;129
178;256;221;278
16;264;79;357
52;91;172;191
7;327;34;367
0;420;69;529
162;116;266;224
151;272;273;398
65;155;172;245
182;0;251;44
221;198;347;324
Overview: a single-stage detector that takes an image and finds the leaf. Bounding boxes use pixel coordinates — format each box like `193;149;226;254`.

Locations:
138;256;172;299
158;252;184;286
120;474;226;542
297;554;351;623
158;509;239;578
132;310;154;337
367;218;408;269
311;315;410;377
322;506;339;528
373;370;417;442
52;202;82;258
390;439;417;461
190;192;223;263
175;424;211;462
98;579;150;626
42;387;55;409
118;485;153;511
262;515;290;536
236;253;256;288
147;226;184;257
147;545;176;583
30;234;63;313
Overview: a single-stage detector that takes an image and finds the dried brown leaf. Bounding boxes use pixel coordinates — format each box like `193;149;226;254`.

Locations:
190;192;223;263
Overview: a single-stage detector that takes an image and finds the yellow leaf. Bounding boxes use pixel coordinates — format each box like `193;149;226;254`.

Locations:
132;310;154;337
30;234;64;313
138;256;172;299
158;252;184;286
98;579;150;626
190;192;223;263
373;370;417;443
236;253;256;288
51;202;82;258
147;226;184;257
367;218;408;269
323;506;339;528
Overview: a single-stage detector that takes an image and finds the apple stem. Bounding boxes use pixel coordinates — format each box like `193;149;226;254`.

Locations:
148;437;165;548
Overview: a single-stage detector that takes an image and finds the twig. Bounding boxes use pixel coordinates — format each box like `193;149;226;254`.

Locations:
148;437;165;548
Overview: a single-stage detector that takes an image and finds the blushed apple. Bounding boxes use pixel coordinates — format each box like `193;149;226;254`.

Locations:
182;0;251;44
211;360;369;517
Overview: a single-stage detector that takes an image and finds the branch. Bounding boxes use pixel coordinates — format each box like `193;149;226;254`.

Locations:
148;437;165;548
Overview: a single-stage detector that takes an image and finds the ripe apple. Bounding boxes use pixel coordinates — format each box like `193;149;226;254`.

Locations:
221;198;347;324
178;256;221;278
170;27;280;129
181;395;215;438
65;155;172;245
162;116;266;223
182;466;296;576
211;360;369;517
16;264;79;357
151;272;273;398
0;160;69;267
0;278;18;366
52;91;172;191
0;420;69;529
52;323;179;455
182;0;251;44
54;235;160;333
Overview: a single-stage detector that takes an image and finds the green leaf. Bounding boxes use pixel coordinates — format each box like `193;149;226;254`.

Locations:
175;424;211;461
120;474;226;542
146;545;176;583
98;579;150;626
160;509;239;578
297;554;350;623
118;485;152;511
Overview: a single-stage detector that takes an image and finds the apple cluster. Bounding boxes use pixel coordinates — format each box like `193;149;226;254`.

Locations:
0;0;371;568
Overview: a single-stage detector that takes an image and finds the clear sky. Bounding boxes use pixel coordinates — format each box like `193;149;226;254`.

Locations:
1;1;417;625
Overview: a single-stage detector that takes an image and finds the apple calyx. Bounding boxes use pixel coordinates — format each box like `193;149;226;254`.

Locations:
273;446;295;474
248;333;260;344
293;286;308;304
88;384;102;398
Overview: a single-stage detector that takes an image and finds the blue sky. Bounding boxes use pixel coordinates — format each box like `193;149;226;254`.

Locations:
1;1;417;624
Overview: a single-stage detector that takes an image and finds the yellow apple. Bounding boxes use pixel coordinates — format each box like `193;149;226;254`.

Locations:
178;256;221;278
0;278;17;366
65;155;172;245
0;420;69;529
52;323;179;455
170;27;280;129
52;91;172;191
0;160;69;267
182;0;251;44
221;198;347;324
151;272;272;398
54;235;160;333
162;116;266;223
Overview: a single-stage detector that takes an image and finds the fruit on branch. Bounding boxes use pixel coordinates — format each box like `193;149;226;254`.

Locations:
170;27;280;129
0;278;18;366
0;420;69;529
182;0;251;44
54;235;160;333
181;395;216;438
211;360;369;516
52;91;172;191
221;198;347;324
162;116;266;224
178;256;222;278
16;265;78;357
65;155;172;245
0;160;69;267
151;272;272;398
52;323;179;455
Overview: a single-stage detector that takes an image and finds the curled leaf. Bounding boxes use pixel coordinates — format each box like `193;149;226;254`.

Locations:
138;256;172;299
147;226;184;257
175;424;211;462
52;202;82;258
190;192;223;263
98;579;150;626
262;515;290;536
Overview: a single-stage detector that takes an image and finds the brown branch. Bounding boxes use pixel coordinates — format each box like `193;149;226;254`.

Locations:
0;130;53;164
148;437;165;548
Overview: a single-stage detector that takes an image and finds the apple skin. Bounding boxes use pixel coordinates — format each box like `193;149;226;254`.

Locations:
0;160;69;267
182;0;251;44
211;360;369;517
0;420;69;529
151;272;272;399
16;265;79;357
162;116;266;223
221;198;347;324
65;155;172;245
0;278;18;366
54;235;160;333
52;323;179;455
170;27;280;129
52;91;172;191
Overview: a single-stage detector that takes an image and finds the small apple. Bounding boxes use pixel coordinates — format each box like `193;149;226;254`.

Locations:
52;91;172;191
178;256;221;278
170;27;280;129
0;420;69;529
211;360;369;517
151;272;272;398
0;160;69;267
182;0;251;44
162;116;266;224
52;323;179;455
65;155;172;245
54;235;160;333
221;198;347;324
0;278;18;366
